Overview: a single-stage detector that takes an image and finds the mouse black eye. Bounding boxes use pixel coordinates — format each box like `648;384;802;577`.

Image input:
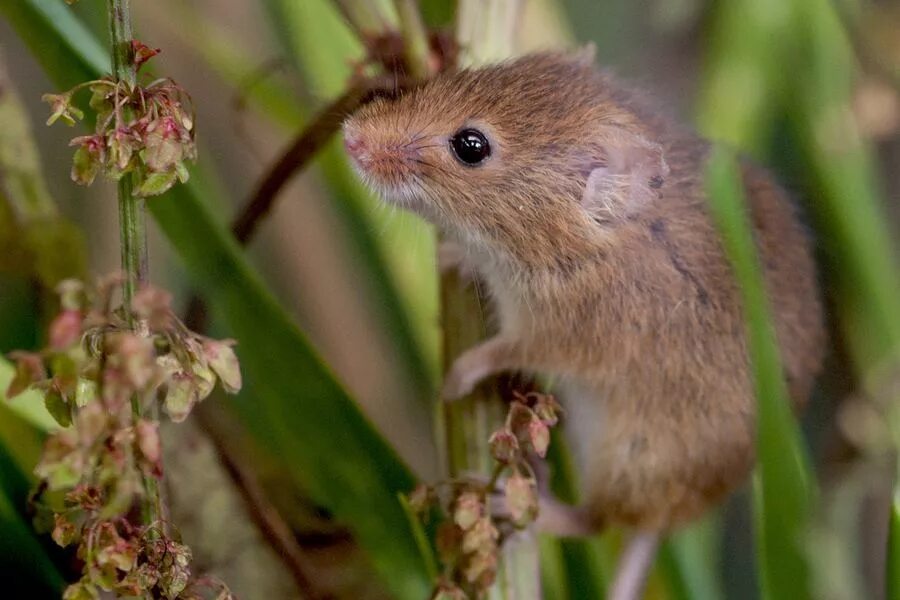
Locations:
450;128;491;166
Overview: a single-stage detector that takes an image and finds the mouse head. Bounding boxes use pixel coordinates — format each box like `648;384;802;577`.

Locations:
343;51;668;254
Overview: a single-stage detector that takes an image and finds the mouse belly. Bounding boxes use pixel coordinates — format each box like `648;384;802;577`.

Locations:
557;376;755;531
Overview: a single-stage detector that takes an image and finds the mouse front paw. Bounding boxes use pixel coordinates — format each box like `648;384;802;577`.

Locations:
441;360;481;400
441;336;520;401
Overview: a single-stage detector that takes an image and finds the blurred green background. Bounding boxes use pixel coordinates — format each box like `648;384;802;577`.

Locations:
1;0;899;598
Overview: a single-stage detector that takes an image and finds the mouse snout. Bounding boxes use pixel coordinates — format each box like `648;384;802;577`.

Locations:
344;132;366;159
342;124;430;184
343;129;369;162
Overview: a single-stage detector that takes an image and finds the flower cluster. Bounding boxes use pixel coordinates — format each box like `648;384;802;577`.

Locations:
6;276;240;599
409;392;562;599
42;41;196;197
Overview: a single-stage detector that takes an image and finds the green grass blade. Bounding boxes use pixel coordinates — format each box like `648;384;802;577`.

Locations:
0;469;65;597
888;491;900;600
3;3;431;596
789;0;900;367
0;367;65;595
0;0;107;88
695;0;796;155
659;518;724;600
705;148;814;600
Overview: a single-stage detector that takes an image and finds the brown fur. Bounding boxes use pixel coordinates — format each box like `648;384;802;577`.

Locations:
343;52;825;531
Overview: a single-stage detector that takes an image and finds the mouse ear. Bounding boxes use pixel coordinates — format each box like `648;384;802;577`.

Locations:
580;131;669;224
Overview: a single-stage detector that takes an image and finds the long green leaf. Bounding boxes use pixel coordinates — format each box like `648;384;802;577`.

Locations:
696;0;797;155
659;518;724;600
789;0;900;370
706;148;814;600
0;364;65;595
888;491;900;600
0;0;106;88
787;5;900;599
2;2;431;597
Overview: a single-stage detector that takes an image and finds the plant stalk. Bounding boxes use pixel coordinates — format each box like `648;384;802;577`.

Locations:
107;0;161;527
444;2;541;598
393;0;432;78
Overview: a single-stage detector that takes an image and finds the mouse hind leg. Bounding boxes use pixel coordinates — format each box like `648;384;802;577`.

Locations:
608;531;660;600
532;497;660;600
533;495;598;537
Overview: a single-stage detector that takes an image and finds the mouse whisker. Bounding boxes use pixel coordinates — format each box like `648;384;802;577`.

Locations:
402;132;434;149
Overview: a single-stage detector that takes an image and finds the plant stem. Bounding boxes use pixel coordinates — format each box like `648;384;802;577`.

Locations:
445;2;541;598
332;0;391;38
108;0;145;317
393;0;432;78
107;0;161;527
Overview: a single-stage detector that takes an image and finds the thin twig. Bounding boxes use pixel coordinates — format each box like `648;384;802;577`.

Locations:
107;0;163;530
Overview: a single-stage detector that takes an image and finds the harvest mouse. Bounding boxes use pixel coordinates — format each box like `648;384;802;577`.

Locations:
343;50;825;599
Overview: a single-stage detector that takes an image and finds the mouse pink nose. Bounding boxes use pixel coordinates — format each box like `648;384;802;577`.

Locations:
344;133;367;160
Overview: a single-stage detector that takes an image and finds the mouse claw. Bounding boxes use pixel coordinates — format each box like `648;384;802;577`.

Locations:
440;365;478;401
442;336;520;401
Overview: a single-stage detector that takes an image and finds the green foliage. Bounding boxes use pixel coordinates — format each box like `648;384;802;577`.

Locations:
0;371;65;596
889;493;900;600
706;148;815;600
3;0;900;598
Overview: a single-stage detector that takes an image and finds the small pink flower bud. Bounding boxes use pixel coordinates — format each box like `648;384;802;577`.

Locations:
52;514;78;547
109;333;156;391
163;372;197;423
533;393;563;426
431;582;467;600
461;517;498;554
505;470;539;526
42;92;83;126
5;351;46;399
435;522;461;564
143;117;184;172
131;40;161;70
203;339;242;394
507;402;551;457
136;419;162;473
49;309;83;350
131;285;173;328
527;418;550;458
488;427;520;463
69;135;104;186
463;548;498;587
453;491;483;531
